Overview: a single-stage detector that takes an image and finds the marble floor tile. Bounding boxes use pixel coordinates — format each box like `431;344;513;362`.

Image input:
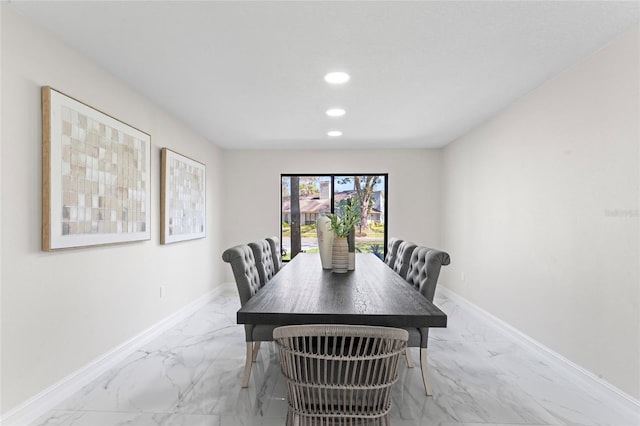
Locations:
32;411;227;426
32;283;640;426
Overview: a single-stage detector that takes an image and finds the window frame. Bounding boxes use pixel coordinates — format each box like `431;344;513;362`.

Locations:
280;173;388;262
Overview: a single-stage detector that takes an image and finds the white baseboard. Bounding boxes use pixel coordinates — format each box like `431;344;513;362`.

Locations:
437;285;640;411
1;286;225;426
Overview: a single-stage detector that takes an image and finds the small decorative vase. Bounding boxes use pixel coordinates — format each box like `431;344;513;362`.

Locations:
316;216;334;269
332;237;349;273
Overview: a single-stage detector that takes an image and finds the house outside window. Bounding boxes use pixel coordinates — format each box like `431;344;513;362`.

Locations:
281;174;387;261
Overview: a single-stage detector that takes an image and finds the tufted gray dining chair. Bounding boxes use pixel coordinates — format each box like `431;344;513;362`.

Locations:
222;244;276;387
403;246;451;395
265;236;283;273
248;239;277;286
392;241;417;279
384;238;402;267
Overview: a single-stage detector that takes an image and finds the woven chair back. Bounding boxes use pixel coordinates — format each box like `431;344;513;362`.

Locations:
274;324;408;426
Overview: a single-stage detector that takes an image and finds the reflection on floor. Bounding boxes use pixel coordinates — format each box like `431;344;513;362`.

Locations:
33;283;640;426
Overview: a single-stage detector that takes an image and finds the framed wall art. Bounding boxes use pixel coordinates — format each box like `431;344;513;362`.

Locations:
160;148;206;244
42;86;151;250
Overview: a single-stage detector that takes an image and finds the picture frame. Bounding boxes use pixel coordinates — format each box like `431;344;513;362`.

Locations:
160;148;206;244
42;86;151;250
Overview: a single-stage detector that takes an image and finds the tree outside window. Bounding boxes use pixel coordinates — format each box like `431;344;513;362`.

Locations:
281;174;387;261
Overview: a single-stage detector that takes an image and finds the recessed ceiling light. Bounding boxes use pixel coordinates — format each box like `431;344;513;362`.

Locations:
328;130;343;137
324;71;350;84
326;108;346;117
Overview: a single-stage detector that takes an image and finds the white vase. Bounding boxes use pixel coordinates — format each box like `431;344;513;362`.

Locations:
332;237;349;273
316;215;334;269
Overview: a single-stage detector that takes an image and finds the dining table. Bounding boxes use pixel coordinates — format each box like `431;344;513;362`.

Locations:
237;252;447;329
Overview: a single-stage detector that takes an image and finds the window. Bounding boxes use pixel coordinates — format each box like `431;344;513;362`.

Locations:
281;174;387;261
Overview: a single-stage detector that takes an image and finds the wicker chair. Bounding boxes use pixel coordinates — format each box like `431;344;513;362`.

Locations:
274;324;408;426
222;244;276;387
403;246;451;396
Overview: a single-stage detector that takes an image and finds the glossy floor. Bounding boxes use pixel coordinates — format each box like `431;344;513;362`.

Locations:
33;283;640;426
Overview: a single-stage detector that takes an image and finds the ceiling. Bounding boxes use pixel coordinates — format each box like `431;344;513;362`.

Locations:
7;1;640;150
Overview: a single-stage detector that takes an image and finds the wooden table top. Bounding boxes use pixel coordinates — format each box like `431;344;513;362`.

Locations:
237;253;447;328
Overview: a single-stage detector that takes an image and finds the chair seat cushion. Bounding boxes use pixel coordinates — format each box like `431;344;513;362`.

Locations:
405;327;429;348
251;324;278;342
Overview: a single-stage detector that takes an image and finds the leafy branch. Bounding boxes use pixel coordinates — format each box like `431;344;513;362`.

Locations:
326;200;360;237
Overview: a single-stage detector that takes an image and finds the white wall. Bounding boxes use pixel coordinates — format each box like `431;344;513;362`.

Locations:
1;8;225;413
441;26;639;398
0;3;3;415
221;149;442;280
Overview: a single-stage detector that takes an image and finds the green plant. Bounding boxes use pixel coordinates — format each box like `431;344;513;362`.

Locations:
369;243;384;260
326;201;360;238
